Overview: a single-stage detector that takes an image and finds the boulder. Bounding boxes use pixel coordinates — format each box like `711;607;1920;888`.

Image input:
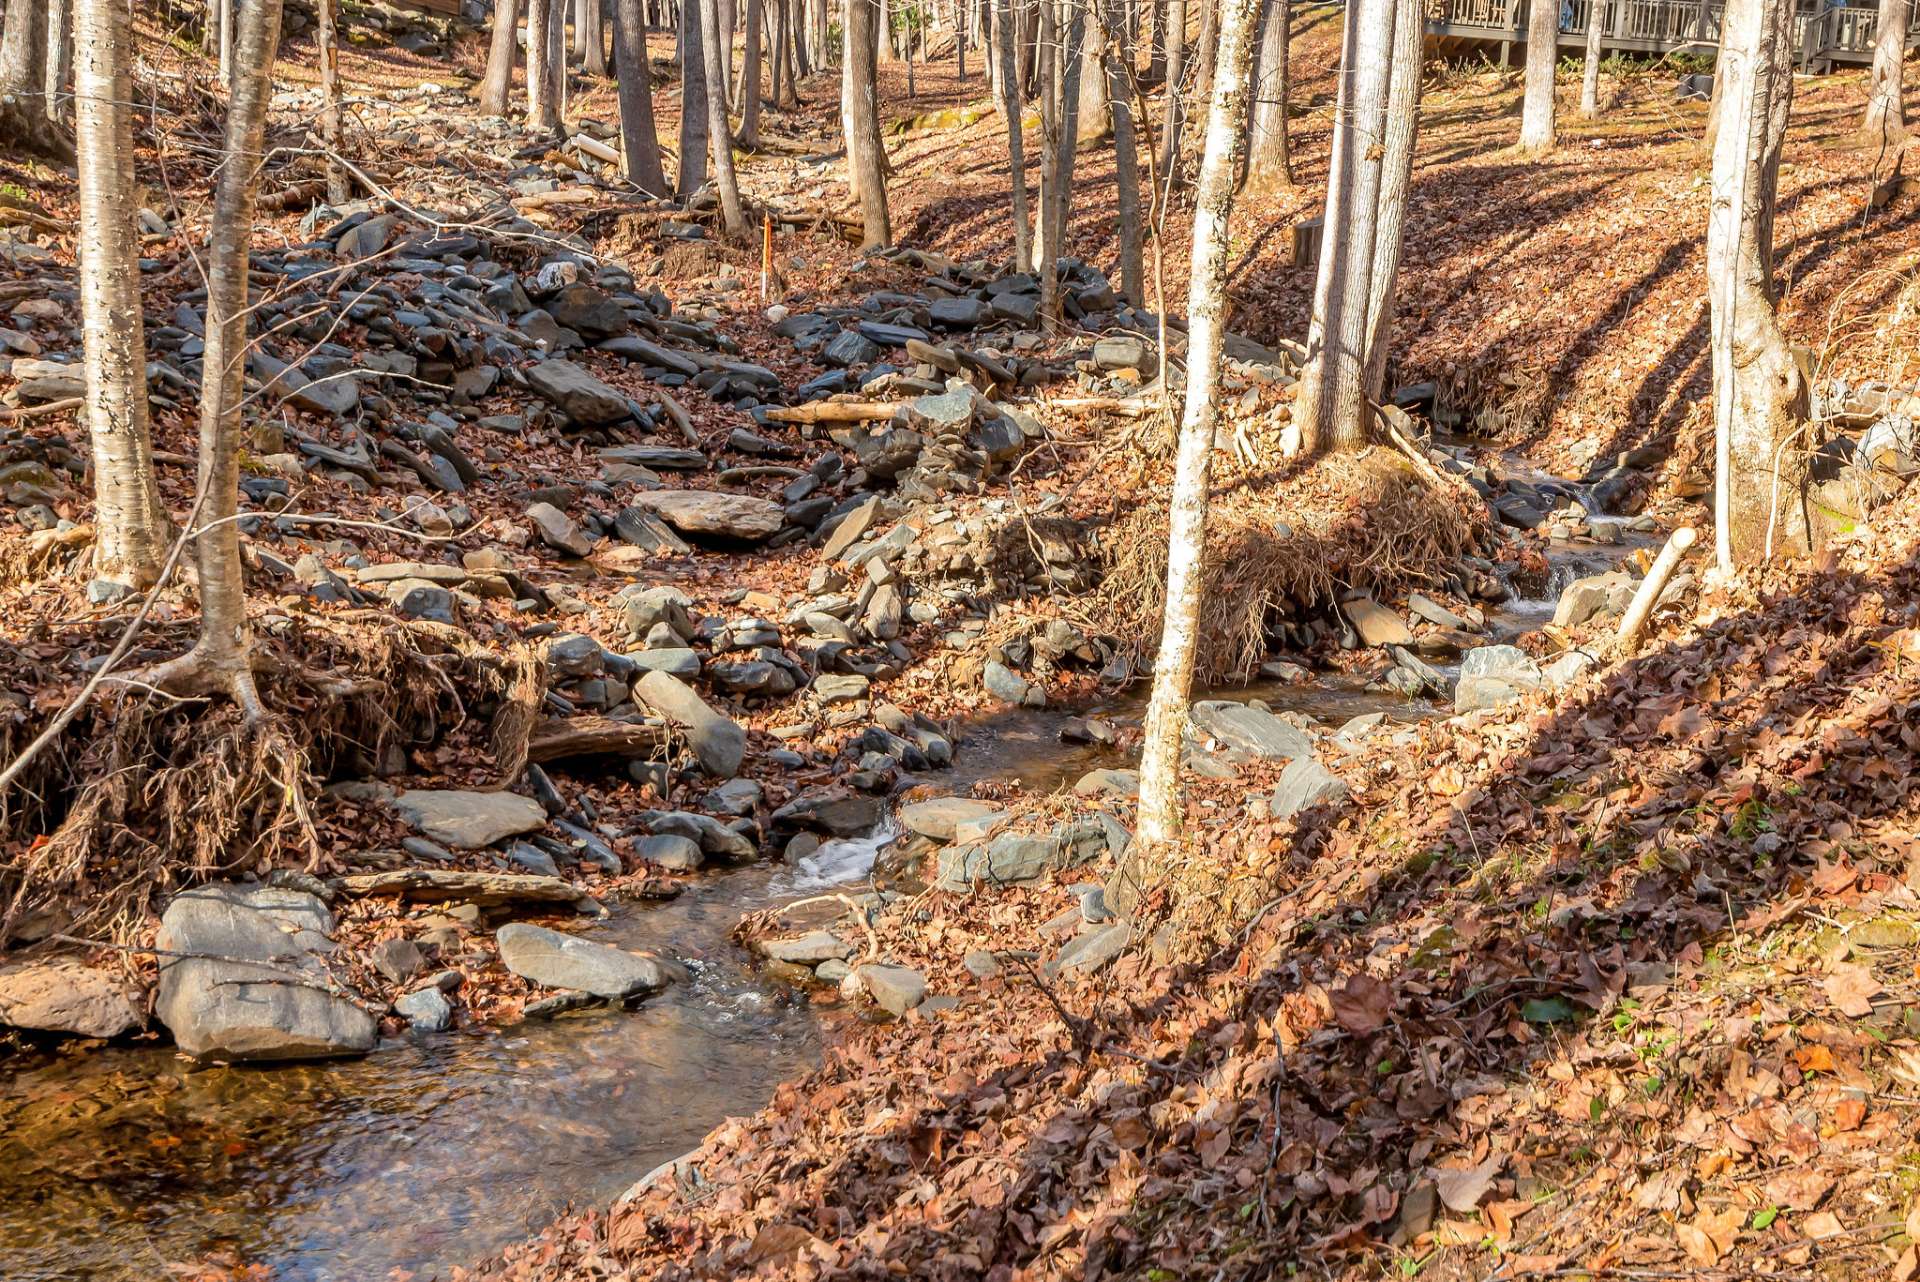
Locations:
1268;756;1351;820
771;788;884;836
391;789;549;849
395;986;454;1032
627;490;785;542
636;833;705;870
823;330;882;367
526;501;593;557
1047;923;1131;977
547;284;631;339
0;956;143;1038
899;796;1005;842
756;930;854;964
928;297;989;329
1344;597;1414;647
856;963;927;1016
1189;701;1313;761
154;885;377;1061
1454;645;1544;712
495;923;669;999
633;671;746;777
526;359;632;427
1091;336;1149;371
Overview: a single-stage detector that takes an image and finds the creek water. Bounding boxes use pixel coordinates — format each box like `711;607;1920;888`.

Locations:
0;527;1646;1282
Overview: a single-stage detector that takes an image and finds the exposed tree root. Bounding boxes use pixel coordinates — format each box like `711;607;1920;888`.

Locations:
0;99;77;163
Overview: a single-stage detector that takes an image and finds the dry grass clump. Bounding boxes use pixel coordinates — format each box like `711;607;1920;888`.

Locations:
1096;451;1486;684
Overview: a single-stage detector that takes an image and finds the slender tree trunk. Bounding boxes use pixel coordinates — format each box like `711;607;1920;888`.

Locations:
700;0;749;232
1156;0;1185;178
956;0;967;77
0;0;72;158
1518;0;1556;151
1147;0;1165;76
1579;0;1604;116
996;0;1033;269
583;0;609;73
548;0;570;118
481;0;521;115
527;0;557;127
74;0;168;590
1046;0;1086;286
318;0;349;203
740;0;763;143
614;0;669;192
1106;0;1144;301
44;0;70;122
1863;0;1907;140
842;0;891;245
149;0;287;719
1118;0;1260;906
1295;0;1394;454
216;0;234;87
1243;0;1289;188
718;0;737;104
770;0;789;104
1362;0;1420;400
1190;0;1217;99
1078;0;1111;141
678;0;711;193
1032;0;1059;296
1710;0;1816;568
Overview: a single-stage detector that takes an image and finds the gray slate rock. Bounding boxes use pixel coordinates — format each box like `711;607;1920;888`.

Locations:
1268;756;1351;820
633;671;745;777
857;963;927;1016
495;922;669;999
395;986;454;1032
526;359;631;427
392;789;548;849
1189;701;1313;761
0;957;143;1039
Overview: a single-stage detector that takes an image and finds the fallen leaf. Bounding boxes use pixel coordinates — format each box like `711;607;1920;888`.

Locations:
1821;963;1881;1018
1330;972;1394;1035
1676;1207;1743;1265
1832;1098;1866;1132
1763;1167;1834;1212
1799;1210;1845;1240
1433;1155;1503;1213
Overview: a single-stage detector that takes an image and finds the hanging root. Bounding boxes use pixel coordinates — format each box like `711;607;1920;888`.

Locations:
1095;451;1486;684
0;617;545;946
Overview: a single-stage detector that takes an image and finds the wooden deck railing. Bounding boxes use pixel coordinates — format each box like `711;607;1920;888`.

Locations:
1425;0;1900;64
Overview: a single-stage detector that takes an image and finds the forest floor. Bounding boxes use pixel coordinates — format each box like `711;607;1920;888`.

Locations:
0;3;1916;1280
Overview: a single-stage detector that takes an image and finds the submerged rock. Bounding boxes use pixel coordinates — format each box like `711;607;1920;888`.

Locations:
495;923;669;999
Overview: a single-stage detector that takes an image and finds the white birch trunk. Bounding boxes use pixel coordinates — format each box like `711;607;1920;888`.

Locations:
1362;0;1420;401
74;0;168;589
1518;0;1556;152
1580;0;1604;118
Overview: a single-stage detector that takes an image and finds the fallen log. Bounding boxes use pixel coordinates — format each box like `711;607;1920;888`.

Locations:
333;869;589;906
762;400;903;425
1616;526;1697;657
527;714;668;762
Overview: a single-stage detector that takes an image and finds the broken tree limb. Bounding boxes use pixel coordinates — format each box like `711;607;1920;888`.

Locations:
655;390;699;445
569;132;621;165
527;714;667;762
761;400;903;424
0;397;83;422
1616;526;1697;657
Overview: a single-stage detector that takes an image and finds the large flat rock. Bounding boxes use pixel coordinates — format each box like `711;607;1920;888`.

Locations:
627;490;785;542
0;956;143;1038
1188;701;1314;761
633;671;745;777
899;796;1005;843
525;358;631;427
495;923;669;999
154;885;376;1061
392;788;548;849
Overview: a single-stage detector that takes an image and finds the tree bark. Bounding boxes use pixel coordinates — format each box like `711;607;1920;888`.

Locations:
1046;0;1086;280
1295;0;1394;454
74;0;168;590
1362;0;1420;400
1709;0;1815;568
1243;0;1289;189
1155;0;1186;178
1078;0;1111;141
547;0;570;119
613;0;669;192
699;0;749;233
1518;0;1556;152
150;0;287;719
996;0;1033;270
719;0;737;103
1579;0;1604;117
44;0;70;122
527;0;558;128
842;0;891;245
1119;0;1260;906
1190;0;1217;100
677;0;711;194
0;0;72;159
318;0;349;203
1105;0;1144;301
481;0;521;115
582;0;609;74
740;0;763;144
1863;0;1907;140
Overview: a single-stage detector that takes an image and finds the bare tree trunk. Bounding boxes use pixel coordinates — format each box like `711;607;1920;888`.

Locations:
481;0;521;115
1295;0;1394;454
44;0;70;122
1105;0;1144;301
74;0;167;591
1155;0;1185;178
1863;0;1907;140
148;0;287;719
1362;0;1420;400
527;0;557;128
582;0;609;73
614;0;669;191
1046;0;1086;285
740;0;763;143
996;0;1033;270
1117;0;1260;908
700;0;749;233
955;0;967;77
1243;0;1289;189
1190;0;1217;99
718;0;737;103
548;0;570;118
678;0;711;193
1579;0;1604;117
1518;0;1556;151
1710;0;1816;568
318;0;349;203
843;0;891;245
1078;0;1111;141
1147;0;1165;76
216;0;233;87
1032;0;1059;301
0;0;72;159
769;0;788;104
